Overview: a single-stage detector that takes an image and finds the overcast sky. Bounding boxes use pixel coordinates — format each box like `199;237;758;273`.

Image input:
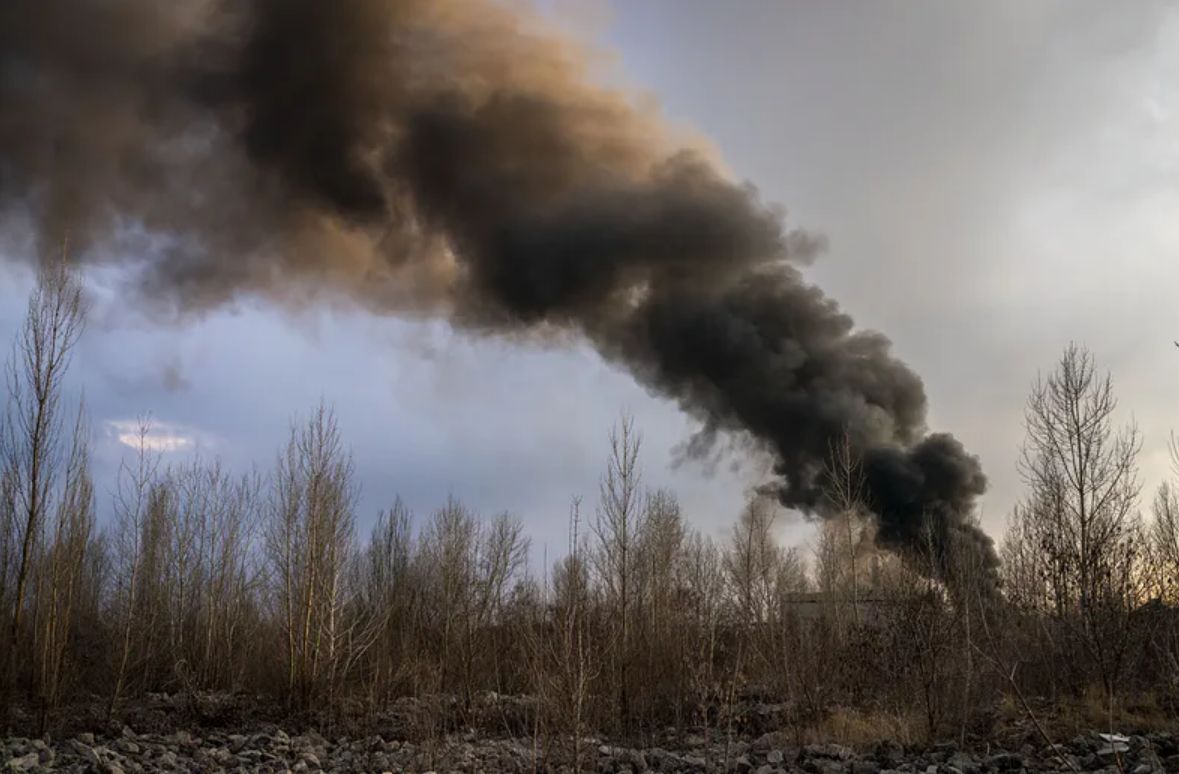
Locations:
1;0;1176;557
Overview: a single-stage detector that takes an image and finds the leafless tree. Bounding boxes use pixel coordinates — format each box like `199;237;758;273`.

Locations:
267;404;375;710
109;418;163;718
821;431;869;626
32;405;93;728
725;497;781;629
592;413;643;735
1016;343;1143;704
2;258;85;705
361;497;417;703
680;531;723;728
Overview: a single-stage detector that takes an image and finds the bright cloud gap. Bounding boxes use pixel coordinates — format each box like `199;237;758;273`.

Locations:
105;420;201;453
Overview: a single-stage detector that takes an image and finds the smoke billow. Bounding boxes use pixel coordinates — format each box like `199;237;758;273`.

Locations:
0;0;995;578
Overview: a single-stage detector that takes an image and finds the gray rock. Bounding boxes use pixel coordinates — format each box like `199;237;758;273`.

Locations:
70;740;102;767
168;730;195;748
983;752;1022;771
875;741;905;766
1097;742;1131;764
810;760;849;774
806;744;855;761
767;750;784;765
6;752;38;772
947;752;977;774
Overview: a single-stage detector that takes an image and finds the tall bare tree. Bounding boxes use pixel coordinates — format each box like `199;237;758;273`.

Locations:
267;404;375;710
2;259;85;703
32;406;93;727
821;431;868;626
592;413;643;735
1016;343;1142;702
109;418;164;718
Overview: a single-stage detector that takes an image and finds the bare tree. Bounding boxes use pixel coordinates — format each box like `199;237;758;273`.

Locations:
109;418;163;718
592;413;643;735
2;259;85;703
32;405;93;728
1016;343;1142;703
267;404;373;710
821;431;869;626
680;531;724;729
547;497;600;768
417;495;478;702
362;497;417;703
725;497;781;630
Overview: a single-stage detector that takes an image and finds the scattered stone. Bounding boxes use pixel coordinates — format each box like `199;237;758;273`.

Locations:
806;743;855;761
875;740;905;766
945;751;979;774
851;760;881;774
984;751;1023;771
1097;742;1131;759
2;709;1176;773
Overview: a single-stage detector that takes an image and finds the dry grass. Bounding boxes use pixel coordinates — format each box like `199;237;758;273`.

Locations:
996;687;1178;742
798;707;924;749
1058;689;1174;735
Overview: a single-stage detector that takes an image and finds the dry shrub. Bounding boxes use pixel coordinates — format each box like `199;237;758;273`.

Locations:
1054;688;1173;736
800;707;923;749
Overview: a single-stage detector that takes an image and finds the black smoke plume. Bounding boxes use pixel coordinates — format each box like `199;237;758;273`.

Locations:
0;0;995;579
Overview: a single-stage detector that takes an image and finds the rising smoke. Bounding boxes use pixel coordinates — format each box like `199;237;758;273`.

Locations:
0;0;995;579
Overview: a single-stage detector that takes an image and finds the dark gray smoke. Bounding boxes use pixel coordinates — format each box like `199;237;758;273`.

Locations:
0;0;995;579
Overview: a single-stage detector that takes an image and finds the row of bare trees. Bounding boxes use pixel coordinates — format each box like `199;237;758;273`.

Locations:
2;265;1178;742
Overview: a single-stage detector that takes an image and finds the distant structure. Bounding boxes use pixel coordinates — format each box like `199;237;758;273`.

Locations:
779;592;893;624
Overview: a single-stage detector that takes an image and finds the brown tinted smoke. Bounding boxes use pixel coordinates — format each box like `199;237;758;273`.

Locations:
0;0;995;580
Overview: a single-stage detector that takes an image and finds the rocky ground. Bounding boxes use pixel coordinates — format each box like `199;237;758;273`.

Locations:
1;727;1175;773
0;693;1174;772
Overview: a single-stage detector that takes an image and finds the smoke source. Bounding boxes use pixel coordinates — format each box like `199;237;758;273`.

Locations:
0;0;996;579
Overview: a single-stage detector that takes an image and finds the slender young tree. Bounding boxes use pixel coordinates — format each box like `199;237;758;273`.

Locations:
267;403;374;710
2;259;85;704
33;405;93;728
592;413;643;736
109;418;163;719
821;431;868;626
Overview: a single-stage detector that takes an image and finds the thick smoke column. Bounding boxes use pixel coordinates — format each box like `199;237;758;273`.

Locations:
0;0;995;579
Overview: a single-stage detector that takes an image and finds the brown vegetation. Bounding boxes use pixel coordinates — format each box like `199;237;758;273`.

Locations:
0;265;1176;754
